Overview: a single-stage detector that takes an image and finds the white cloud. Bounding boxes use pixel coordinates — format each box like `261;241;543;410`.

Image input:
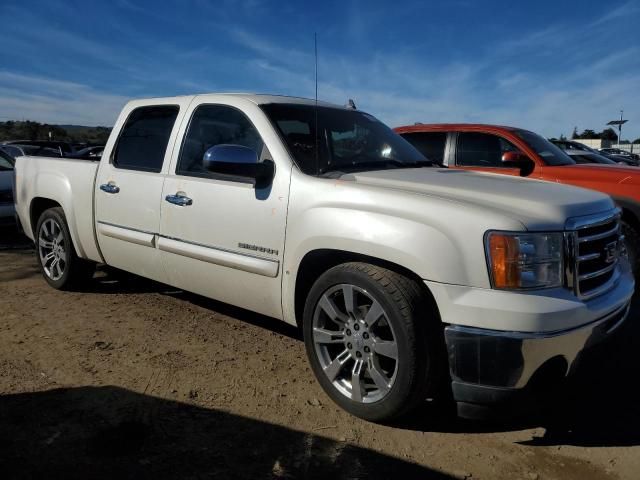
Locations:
0;72;127;126
588;0;640;27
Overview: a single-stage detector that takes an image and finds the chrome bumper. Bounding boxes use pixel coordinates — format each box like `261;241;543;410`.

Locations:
445;301;631;395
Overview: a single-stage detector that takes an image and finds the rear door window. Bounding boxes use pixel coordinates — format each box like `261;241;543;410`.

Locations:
400;132;447;164
113;105;179;172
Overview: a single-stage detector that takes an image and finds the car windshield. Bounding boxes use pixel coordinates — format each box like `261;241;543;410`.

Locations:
261;103;430;176
0;151;14;170
515;130;575;166
572;153;617;165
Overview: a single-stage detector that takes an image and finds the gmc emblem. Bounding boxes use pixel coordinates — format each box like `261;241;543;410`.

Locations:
604;241;618;264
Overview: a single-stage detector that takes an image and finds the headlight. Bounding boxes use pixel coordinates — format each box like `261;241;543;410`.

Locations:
485;232;563;289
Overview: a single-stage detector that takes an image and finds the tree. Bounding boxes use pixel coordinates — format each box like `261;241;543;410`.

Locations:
600;128;618;141
572;127;579;139
559;133;567;141
633;138;640;144
577;129;599;139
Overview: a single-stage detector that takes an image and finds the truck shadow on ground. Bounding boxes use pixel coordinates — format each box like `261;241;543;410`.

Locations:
91;265;303;341
0;386;453;480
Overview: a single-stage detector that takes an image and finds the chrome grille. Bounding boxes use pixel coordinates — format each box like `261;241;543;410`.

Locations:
566;210;622;299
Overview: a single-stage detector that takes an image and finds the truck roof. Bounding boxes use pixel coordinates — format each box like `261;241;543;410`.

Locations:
394;123;524;134
128;93;348;110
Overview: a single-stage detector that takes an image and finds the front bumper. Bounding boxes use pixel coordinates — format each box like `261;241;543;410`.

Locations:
446;301;630;408
425;261;635;415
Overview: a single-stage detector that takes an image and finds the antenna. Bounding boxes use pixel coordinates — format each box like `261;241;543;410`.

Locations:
314;32;319;173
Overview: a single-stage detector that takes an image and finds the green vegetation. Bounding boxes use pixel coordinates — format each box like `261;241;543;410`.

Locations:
572;127;620;141
0;120;111;144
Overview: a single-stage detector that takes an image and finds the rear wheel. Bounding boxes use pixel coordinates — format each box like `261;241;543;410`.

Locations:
36;207;95;290
302;262;444;422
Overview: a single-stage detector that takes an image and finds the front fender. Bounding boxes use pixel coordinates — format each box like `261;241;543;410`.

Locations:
281;173;526;326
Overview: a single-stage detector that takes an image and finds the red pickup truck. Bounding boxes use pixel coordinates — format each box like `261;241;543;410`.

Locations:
394;124;640;275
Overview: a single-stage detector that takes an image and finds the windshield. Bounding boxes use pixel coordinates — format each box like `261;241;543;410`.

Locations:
261;103;430;176
515;130;575;166
0;150;14;170
572;153;616;165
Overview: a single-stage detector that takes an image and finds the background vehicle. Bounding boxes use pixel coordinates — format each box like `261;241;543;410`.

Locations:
13;95;634;422
552;140;639;166
396;124;640;277
1;140;75;156
564;149;627;166
550;139;591;151
599;147;640;162
0;149;16;224
1;144;62;158
72;145;104;159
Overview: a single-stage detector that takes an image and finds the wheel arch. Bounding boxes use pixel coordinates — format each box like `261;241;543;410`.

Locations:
30;197;63;238
292;248;440;329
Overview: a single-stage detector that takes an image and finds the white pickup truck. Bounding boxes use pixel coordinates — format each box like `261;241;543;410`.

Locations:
14;94;634;421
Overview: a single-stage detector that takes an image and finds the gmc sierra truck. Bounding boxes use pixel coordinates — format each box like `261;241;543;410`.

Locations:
14;94;634;421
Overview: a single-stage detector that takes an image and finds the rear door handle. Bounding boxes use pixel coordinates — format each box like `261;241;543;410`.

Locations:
99;183;120;194
165;192;193;207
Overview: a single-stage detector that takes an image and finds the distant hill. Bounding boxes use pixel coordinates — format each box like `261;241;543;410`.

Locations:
0;120;112;145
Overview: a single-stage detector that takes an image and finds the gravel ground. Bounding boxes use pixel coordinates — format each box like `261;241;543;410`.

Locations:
1;224;639;479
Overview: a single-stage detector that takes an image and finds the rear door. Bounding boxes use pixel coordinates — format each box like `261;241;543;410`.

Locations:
95;98;191;282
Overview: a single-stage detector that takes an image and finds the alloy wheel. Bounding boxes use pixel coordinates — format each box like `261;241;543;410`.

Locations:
38;218;67;281
312;284;398;404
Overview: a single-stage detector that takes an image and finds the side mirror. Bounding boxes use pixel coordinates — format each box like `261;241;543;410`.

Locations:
203;144;275;188
501;151;533;176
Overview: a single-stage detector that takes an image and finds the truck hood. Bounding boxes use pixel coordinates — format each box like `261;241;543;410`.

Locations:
343;167;614;230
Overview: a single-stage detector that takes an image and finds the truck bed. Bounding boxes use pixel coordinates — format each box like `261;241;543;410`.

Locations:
15;155;103;262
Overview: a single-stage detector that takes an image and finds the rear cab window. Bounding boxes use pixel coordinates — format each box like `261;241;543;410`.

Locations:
400;132;447;165
113;105;180;172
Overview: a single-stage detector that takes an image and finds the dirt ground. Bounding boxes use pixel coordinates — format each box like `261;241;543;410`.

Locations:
1;224;639;480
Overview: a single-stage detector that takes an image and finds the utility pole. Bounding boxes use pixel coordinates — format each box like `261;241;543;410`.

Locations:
607;110;627;148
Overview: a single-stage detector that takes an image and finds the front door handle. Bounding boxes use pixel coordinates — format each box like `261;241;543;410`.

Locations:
100;183;120;194
165;192;193;207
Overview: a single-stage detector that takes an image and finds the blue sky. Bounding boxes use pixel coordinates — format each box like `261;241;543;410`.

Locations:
1;0;639;140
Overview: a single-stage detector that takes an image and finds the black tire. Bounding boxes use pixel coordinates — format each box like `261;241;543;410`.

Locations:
302;262;445;422
35;207;95;290
622;220;639;280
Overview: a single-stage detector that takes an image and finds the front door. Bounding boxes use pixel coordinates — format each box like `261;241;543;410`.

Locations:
452;131;525;177
95;99;189;282
158;99;291;319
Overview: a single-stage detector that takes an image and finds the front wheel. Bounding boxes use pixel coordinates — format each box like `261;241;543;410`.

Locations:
36;207;95;290
302;262;444;422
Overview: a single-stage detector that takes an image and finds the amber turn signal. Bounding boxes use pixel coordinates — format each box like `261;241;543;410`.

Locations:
488;233;521;289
